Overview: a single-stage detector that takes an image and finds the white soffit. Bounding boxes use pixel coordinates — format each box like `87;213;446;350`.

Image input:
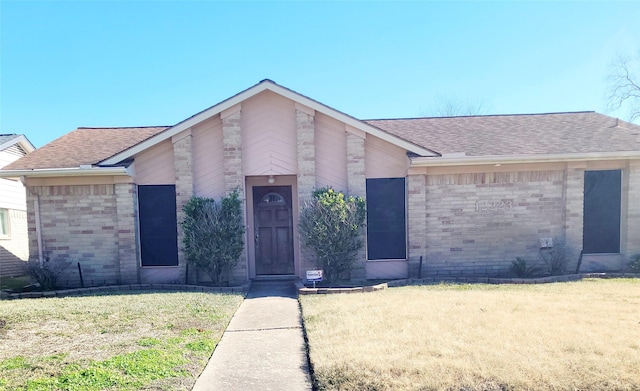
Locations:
0;135;36;154
410;151;640;167
99;80;437;166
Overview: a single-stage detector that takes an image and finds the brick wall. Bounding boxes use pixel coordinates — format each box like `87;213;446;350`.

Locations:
346;132;366;279
423;171;566;276
115;183;139;284
407;174;427;276
26;185;125;287
222;107;248;284
625;161;640;256
173;132;194;284
563;166;585;270
296;107;317;275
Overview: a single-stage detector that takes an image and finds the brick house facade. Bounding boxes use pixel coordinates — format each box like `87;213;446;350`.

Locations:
2;80;639;287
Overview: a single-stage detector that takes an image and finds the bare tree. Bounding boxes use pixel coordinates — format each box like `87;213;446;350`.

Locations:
421;95;492;117
607;52;640;123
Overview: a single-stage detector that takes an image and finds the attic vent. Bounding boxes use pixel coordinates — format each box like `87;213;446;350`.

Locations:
5;144;27;157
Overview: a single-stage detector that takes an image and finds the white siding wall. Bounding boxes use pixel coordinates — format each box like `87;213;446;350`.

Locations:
0;145;29;276
0;178;26;211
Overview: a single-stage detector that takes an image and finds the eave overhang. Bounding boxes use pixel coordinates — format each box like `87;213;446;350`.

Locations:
410;151;640;167
0;166;130;179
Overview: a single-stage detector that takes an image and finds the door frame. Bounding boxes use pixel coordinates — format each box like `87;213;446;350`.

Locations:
245;175;300;279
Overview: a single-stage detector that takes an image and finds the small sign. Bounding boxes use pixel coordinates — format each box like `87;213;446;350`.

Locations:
306;270;323;282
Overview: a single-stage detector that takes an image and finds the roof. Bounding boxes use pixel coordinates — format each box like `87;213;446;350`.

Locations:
365;112;640;157
3;127;168;170
3;82;640;174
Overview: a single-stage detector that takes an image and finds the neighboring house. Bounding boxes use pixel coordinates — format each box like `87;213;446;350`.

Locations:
0;134;35;278
1;80;639;287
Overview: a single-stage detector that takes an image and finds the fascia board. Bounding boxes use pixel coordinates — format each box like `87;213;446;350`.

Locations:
410;151;640;167
100;80;437;166
266;83;438;157
99;83;271;165
0;166;129;179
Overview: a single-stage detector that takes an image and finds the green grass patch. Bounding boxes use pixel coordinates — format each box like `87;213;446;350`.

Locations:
0;290;243;390
0;356;31;370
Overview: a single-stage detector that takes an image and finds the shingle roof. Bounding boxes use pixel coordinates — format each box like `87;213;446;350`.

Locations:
3;127;168;170
364;112;640;157
4;111;640;172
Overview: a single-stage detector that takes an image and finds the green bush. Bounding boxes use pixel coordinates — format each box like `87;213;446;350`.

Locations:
510;257;543;278
182;190;245;285
298;187;366;283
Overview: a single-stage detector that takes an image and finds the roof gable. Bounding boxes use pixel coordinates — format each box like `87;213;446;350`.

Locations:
99;80;437;166
0;134;35;155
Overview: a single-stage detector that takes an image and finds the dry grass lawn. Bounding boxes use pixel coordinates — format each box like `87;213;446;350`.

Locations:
300;279;640;391
0;290;243;390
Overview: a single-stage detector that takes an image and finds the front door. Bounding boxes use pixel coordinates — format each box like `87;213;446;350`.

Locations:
253;186;295;275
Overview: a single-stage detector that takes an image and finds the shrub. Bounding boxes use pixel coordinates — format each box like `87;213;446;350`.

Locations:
510;257;543;278
539;237;569;276
629;254;640;273
182;190;245;286
298;187;366;284
26;258;70;290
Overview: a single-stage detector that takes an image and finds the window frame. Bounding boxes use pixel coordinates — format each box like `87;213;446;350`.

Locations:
365;177;407;261
583;169;622;254
137;185;179;267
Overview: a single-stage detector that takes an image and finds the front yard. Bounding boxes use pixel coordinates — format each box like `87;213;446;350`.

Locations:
0;290;243;391
300;279;640;391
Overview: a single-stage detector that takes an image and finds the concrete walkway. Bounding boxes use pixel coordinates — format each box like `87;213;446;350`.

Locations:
192;281;313;391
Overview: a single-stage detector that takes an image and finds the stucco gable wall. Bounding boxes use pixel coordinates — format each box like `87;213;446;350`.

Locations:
192;116;225;199
365;135;409;179
315;112;348;191
133;139;175;185
241;90;297;176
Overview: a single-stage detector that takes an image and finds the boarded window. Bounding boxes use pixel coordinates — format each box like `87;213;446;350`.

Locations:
583;170;621;254
138;185;178;266
366;178;406;260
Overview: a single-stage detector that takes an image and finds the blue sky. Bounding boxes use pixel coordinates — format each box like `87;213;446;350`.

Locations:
1;1;639;148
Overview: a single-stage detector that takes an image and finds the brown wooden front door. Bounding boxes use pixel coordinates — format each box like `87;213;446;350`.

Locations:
253;186;295;275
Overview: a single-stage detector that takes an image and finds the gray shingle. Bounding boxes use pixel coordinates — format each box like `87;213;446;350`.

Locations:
3;127;168;170
365;112;640;157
